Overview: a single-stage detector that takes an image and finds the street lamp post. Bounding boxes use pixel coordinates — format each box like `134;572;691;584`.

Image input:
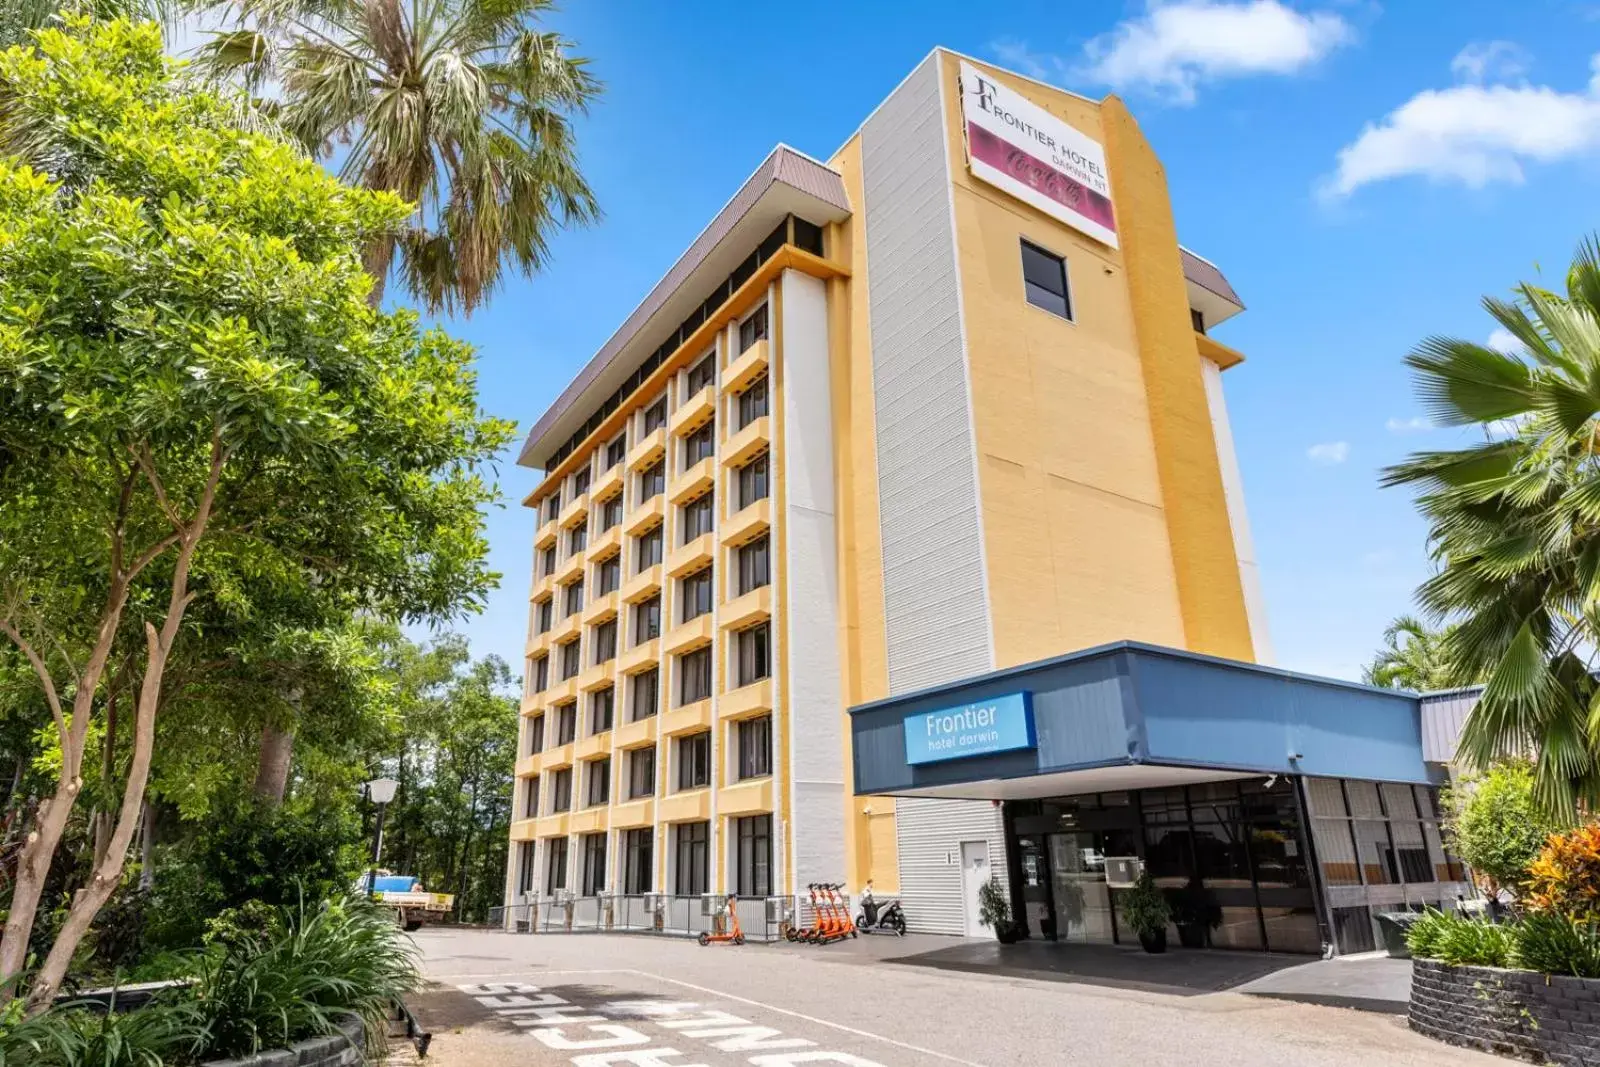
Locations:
365;776;399;901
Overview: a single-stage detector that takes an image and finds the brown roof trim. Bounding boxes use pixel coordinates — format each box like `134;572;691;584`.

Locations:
1180;246;1244;309
518;145;850;468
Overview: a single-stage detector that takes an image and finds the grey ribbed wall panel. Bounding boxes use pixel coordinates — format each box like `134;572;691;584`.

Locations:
1420;690;1481;765
862;54;1003;936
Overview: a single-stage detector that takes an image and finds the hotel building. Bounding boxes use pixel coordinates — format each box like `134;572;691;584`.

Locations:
507;48;1465;953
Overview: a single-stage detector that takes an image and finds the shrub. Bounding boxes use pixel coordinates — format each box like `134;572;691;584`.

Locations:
1120;872;1172;938
1405;907;1454;959
0;996;207;1067
1405;909;1514;967
1512;910;1600;978
976;878;1010;931
1527;823;1600;921
1443;760;1570;900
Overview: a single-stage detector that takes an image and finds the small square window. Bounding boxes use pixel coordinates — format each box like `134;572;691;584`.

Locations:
1020;240;1071;320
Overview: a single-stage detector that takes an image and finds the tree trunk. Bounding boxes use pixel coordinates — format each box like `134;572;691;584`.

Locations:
92;691;119;869
138;799;155;890
252;721;295;806
456;780;479;922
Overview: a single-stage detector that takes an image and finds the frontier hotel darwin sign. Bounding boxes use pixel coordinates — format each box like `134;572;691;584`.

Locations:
958;60;1118;249
904;692;1036;765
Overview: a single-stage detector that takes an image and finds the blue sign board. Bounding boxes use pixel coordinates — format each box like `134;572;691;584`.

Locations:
904;692;1036;765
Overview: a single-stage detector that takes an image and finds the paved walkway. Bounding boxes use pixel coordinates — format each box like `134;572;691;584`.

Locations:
406;928;1496;1067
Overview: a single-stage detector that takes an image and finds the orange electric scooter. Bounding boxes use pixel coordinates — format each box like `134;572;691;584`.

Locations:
787;884;823;942
809;883;856;944
698;895;746;946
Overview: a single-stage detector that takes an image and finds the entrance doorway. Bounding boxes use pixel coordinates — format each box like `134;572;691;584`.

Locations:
1048;832;1115;943
959;840;990;938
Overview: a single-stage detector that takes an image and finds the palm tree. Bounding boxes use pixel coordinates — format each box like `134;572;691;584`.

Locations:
0;0;169;49
1362;614;1465;691
1383;235;1600;815
191;0;598;314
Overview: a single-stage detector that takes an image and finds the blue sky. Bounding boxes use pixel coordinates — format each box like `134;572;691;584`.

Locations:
418;0;1600;684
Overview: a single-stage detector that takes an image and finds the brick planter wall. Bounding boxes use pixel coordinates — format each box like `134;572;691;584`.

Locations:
1411;959;1600;1065
202;1012;366;1067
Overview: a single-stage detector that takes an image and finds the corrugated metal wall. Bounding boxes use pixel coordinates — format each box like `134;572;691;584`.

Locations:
861;54;1004;936
1420;689;1480;765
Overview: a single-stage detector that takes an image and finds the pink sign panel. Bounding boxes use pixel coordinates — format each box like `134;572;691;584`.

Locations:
967;122;1117;237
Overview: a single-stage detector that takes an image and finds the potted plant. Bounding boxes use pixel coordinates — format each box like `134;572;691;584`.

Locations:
1121;872;1172;953
1168;878;1221;949
977;877;1023;944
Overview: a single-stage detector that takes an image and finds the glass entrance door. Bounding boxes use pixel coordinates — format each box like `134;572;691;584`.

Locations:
1048;832;1115;944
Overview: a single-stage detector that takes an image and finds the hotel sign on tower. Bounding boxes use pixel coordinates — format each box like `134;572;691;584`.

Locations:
958;60;1118;249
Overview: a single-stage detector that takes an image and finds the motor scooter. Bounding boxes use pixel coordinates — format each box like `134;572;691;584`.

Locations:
854;882;906;936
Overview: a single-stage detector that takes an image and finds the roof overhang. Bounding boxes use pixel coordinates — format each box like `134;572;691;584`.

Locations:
1180;246;1245;330
518;146;851;471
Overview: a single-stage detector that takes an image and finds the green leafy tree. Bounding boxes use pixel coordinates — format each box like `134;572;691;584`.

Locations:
1383;234;1600;815
1443;760;1571;901
1363;614;1473;691
192;0;599;314
0;19;512;1007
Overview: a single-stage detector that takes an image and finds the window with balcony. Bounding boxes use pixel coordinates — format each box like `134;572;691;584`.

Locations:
568;523;588;556
736;715;772;780
640;460;665;501
586;757;610;807
574;467;591;496
523;776;541;818
628;747;656;799
630;667;659;722
623;828;653;894
601;496;624;531
676;731;710;790
678;647;711;705
736;623;771;687
540;544;556;578
684;423;714;467
526;713;544;755
564;579;584;617
559;639;581;680
580;831;607;895
555;702;577;745
681;567;713;622
536;598;553;634
739;304;768;353
517;841;536;895
682;493;714;542
1021;239;1071;320
643;397;667;434
550;767;572;812
674;820;709;895
737;536;769;596
593;620;617;665
636;526;663;570
686;353;715;396
737;375;768;430
546;836;569;892
531;654;550;692
597;555;621;596
734;814;772;897
606;434;627;469
736;453;769;510
544;496;561;523
634;596;661;644
590;685;614;733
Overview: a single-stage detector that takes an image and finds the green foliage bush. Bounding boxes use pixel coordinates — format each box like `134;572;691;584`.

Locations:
0;995;206;1067
1443;760;1570;899
1120;872;1172;937
1512;910;1600;978
1407;907;1600;977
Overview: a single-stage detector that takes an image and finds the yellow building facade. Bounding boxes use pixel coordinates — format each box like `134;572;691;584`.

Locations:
506;49;1270;936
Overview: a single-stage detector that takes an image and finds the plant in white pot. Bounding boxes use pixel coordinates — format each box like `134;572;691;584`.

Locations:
978;877;1022;944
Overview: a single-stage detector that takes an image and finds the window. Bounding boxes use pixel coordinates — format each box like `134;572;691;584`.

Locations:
555;703;577;745
536;599;552;634
581;832;607;895
526;713;545;755
593;620;618;664
1190;308;1206;334
522;776;541;818
643;398;667;434
736;623;771;687
678;648;712;705
630;667;659;722
628;747;656;799
606;435;627;469
636;526;663;570
531;654;550;692
686;353;715;395
736;715;772;780
568;523;587;556
586;758;611;806
540;545;556;578
589;686;615;733
597;555;621;595
601;496;624;531
546;837;569;892
574;468;591;496
737;375;768;429
623;828;654;894
736;453;769;510
681;568;713;622
559;639;581;680
1020;240;1071;320
550;767;572;812
739;304;768;353
734;814;772;897
634;596;661;643
674;821;709;896
737;536;769;596
676;731;711;790
517;841;536;894
682;493;714;542
684;424;714;467
544;496;560;523
564;579;584;617
640;460;665;501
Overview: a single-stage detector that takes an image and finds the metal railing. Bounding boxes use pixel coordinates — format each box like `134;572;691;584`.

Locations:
489;893;809;943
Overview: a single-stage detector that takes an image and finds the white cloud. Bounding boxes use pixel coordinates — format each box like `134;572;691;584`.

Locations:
1385;416;1433;433
1080;0;1355;104
1450;40;1530;84
1307;441;1350;465
1486;327;1525;354
1323;50;1600;198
